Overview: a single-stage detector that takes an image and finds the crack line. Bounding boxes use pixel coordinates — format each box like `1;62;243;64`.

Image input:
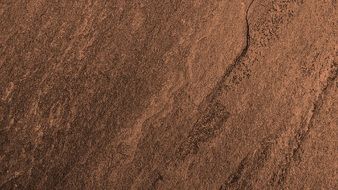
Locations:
202;0;256;106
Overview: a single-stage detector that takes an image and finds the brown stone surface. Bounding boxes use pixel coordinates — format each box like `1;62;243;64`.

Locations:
0;0;337;189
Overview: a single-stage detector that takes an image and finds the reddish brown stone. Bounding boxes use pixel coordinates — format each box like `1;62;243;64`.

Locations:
0;0;337;189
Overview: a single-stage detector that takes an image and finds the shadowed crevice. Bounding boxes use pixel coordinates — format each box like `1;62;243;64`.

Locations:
203;0;256;104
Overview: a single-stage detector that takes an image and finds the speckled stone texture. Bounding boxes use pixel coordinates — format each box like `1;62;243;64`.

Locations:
0;0;337;189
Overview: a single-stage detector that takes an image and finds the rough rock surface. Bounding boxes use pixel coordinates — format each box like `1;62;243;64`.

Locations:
0;0;337;189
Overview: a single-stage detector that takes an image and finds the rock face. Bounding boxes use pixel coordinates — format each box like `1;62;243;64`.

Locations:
0;0;337;189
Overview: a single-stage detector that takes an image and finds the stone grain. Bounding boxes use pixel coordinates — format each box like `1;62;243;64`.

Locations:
0;0;337;189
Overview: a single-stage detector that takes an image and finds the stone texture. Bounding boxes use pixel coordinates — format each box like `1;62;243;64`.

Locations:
0;0;337;189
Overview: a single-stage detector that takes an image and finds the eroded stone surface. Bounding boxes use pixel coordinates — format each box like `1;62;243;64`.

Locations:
0;0;337;189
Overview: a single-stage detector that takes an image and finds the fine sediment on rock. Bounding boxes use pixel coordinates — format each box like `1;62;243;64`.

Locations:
0;0;337;189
